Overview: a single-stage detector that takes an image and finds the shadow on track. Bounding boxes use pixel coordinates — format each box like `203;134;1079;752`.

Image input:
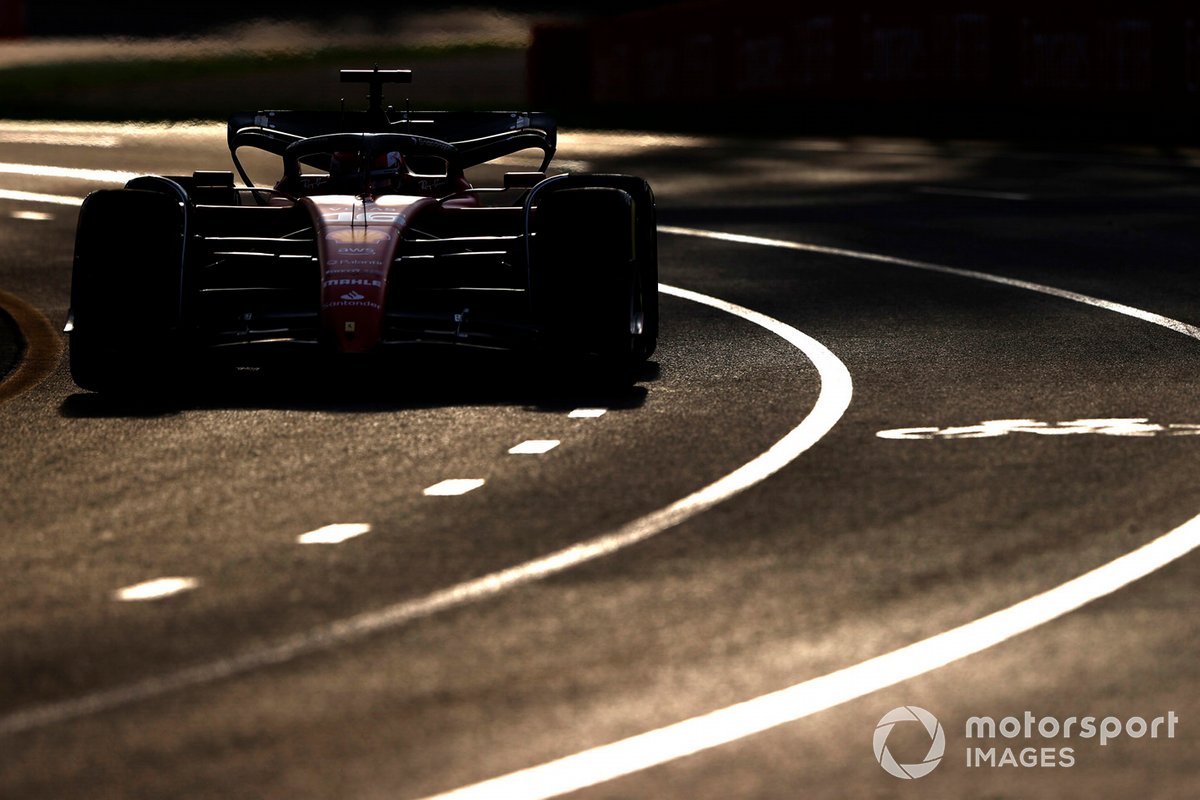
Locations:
58;349;657;419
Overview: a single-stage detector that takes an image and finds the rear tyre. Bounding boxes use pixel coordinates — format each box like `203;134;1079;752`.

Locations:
69;189;185;394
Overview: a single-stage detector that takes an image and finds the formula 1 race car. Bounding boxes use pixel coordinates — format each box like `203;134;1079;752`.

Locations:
67;68;658;393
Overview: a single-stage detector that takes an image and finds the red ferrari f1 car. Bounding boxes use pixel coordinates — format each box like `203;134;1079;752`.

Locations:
67;68;657;393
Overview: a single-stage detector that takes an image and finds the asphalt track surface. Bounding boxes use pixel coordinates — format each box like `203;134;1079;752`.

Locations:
0;123;1198;799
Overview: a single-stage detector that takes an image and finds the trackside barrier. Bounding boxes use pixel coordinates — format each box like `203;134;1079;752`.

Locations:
529;1;1200;138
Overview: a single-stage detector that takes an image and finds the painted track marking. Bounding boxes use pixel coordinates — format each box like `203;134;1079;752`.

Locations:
0;162;135;184
298;524;372;545
0;289;62;407
0;189;86;207
0;131;122;148
413;227;1200;800
420;517;1200;800
508;440;561;455
660;226;1200;339
878;418;1200;439
0;283;853;736
114;578;199;602
423;479;487;497
1;145;1196;771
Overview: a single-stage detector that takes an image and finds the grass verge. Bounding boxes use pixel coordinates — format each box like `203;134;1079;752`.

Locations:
0;43;528;121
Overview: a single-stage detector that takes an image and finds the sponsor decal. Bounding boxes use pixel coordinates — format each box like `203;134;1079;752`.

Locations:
326;228;392;245
325;301;380;310
322;210;405;225
323;278;384;288
325;267;385;276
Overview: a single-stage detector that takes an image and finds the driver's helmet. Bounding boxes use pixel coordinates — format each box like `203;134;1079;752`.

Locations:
368;151;405;193
328;150;406;194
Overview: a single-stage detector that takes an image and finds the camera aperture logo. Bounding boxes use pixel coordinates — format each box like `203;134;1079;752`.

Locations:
873;706;946;779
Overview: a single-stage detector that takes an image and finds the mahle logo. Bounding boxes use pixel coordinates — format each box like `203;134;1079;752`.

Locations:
874;706;946;779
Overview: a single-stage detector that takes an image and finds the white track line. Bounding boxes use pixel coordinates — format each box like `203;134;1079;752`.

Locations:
413;228;1200;800
0;162;136;183
0;132;122;148
0;283;852;736
508;440;561;455
0;189;85;206
423;479;487;496
568;408;607;418
113;578;199;602
659;226;1200;340
421;519;1200;800
0;162;133;209
297;523;372;545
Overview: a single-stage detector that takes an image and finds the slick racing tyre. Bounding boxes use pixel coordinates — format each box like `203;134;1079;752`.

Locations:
69;189;185;394
531;184;657;378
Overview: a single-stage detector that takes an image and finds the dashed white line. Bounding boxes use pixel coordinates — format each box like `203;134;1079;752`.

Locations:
412;226;1200;800
423;479;487;497
508;440;561;455
0;282;852;736
298;523;372;544
568;408;607;419
1;158;1195;792
113;578;199;602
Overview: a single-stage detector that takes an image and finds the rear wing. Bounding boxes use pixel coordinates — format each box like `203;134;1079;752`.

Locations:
228;67;555;185
228;109;557;171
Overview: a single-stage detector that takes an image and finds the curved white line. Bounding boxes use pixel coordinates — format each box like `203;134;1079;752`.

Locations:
416;228;1200;800
659;226;1200;339
423;519;1200;800
0;284;852;736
